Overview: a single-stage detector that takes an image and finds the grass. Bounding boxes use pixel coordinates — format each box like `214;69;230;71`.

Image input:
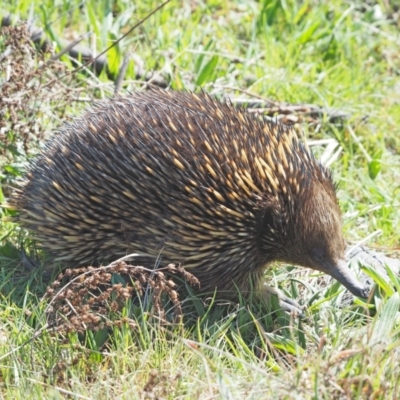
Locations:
1;0;400;398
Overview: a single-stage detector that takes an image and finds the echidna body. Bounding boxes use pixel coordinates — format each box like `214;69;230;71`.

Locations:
5;90;369;305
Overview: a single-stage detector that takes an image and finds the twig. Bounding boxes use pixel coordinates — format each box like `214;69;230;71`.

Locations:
44;31;91;65
114;54;131;94
346;230;383;257
0;325;48;362
214;84;277;105
26;378;92;400
347;125;372;162
53;0;171;83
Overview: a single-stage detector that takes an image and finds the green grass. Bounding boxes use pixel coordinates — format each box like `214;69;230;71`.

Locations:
1;0;400;398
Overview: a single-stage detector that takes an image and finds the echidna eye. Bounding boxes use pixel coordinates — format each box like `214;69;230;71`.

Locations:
311;248;324;262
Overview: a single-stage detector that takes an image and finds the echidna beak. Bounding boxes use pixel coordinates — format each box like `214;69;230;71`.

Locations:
324;259;370;299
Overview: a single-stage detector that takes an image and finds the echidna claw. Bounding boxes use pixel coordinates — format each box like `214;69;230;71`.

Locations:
263;285;305;318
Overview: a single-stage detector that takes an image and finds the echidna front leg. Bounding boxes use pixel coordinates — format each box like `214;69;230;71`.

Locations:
262;285;305;317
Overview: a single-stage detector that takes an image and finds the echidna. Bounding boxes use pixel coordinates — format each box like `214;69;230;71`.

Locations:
4;89;369;312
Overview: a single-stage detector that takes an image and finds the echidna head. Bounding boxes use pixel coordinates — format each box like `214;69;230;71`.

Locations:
261;178;369;299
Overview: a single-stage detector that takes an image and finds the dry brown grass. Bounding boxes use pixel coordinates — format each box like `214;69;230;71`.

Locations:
0;24;77;170
44;259;199;336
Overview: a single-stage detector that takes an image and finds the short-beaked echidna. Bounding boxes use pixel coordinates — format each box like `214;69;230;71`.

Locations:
5;89;369;311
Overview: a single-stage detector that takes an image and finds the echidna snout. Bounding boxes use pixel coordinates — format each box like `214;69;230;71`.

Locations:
268;180;369;299
4;89;370;308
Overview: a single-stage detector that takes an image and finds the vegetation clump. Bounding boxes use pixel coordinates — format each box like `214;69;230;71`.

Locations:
44;260;199;335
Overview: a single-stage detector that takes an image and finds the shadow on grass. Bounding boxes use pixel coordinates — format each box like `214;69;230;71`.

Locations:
0;238;304;360
0;239;63;304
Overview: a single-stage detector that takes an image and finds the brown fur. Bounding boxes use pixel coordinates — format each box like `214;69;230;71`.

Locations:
6;89;350;299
